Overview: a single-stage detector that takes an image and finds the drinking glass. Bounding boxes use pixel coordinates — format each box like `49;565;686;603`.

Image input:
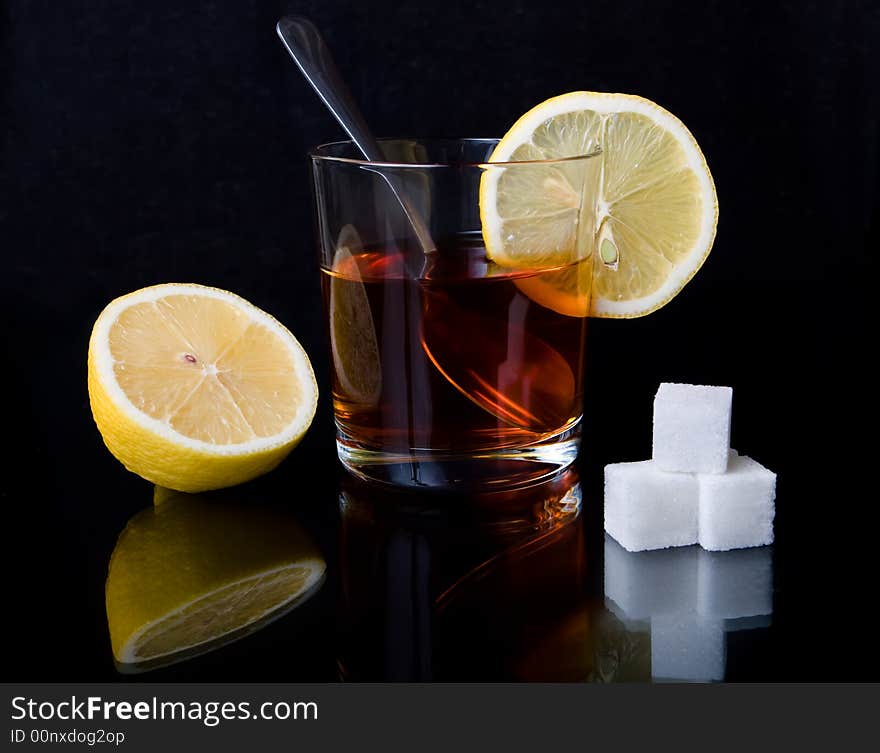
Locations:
310;138;600;488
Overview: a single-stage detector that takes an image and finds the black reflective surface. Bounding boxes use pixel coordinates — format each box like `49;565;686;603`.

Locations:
2;0;875;682
5;325;875;683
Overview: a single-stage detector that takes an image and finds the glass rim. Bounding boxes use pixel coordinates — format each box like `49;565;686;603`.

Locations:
309;137;602;168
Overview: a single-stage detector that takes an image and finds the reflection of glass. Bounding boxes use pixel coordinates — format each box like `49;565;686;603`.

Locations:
106;487;325;673
337;469;584;680
603;536;773;682
311;139;600;489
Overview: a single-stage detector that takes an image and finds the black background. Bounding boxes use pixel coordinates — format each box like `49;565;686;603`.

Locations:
1;0;877;681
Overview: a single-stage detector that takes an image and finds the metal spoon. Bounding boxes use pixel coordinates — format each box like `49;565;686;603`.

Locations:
276;16;435;256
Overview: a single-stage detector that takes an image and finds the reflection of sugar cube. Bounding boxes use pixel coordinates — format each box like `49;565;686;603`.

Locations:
698;547;773;618
698;455;776;551
603;535;775;682
652;383;732;474
604;461;698;552
604;536;698;620
651;614;726;682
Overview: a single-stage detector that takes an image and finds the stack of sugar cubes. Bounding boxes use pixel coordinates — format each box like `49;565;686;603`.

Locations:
605;383;776;552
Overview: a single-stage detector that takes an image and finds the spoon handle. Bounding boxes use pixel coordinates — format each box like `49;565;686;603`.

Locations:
276;16;383;162
277;16;436;256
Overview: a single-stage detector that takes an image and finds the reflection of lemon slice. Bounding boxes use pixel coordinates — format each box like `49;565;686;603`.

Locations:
480;92;718;318
88;283;318;492
106;488;325;668
329;228;382;406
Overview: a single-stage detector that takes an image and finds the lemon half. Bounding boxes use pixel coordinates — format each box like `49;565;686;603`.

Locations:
88;283;318;492
480;92;718;318
107;490;325;668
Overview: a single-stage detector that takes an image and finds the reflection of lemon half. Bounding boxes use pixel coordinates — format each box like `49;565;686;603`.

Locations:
88;283;318;492
480;92;718;318
106;488;325;668
329;228;381;406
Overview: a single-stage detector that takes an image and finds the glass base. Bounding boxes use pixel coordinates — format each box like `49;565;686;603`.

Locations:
336;420;581;491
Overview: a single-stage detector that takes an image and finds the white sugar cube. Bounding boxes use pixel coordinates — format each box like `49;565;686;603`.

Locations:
652;383;732;474
604;536;698;620
651;614;726;682
604;461;698;552
697;547;773;618
698;454;776;551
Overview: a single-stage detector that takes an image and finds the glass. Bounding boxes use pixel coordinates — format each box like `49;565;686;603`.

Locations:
310;139;601;489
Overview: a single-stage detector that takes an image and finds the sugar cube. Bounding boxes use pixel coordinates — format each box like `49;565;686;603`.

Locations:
698;454;776;551
652;383;732;474
604;461;698;552
697;547;773;618
651;614;726;682
604;536;698;620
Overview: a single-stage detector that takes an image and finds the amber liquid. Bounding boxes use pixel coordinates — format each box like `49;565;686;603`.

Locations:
321;235;587;459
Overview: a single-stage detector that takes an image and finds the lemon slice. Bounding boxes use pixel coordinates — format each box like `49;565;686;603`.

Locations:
480;92;718;317
107;489;325;668
88;283;318;492
329;226;382;406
